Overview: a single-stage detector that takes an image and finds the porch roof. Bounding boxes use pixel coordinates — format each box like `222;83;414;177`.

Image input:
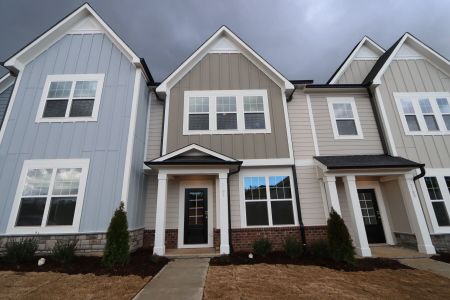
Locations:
314;154;424;170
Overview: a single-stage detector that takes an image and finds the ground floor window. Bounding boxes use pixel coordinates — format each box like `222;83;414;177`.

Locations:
8;159;89;234
424;175;450;227
242;173;296;227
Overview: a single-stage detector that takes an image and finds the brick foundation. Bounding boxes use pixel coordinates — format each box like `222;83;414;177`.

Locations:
394;232;418;250
0;228;144;255
431;234;450;253
143;229;178;249
304;225;328;243
214;229;220;250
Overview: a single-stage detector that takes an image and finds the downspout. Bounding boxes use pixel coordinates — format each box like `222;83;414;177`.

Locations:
366;85;389;154
227;163;242;254
287;86;297;102
291;165;306;244
413;165;426;181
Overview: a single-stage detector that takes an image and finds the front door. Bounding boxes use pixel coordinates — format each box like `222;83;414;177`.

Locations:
184;188;208;244
357;189;386;243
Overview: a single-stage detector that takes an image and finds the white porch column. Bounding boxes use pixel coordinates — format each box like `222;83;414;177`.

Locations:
219;172;230;254
398;174;436;254
343;175;372;257
323;176;341;215
153;172;168;256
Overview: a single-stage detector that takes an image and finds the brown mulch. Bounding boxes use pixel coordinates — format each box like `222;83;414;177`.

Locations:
204;264;450;299
0;249;169;277
210;251;410;272
431;252;450;264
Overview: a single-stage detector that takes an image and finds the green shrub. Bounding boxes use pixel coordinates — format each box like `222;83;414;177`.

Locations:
102;202;130;267
5;238;38;264
327;210;355;264
283;236;304;259
308;239;330;259
252;238;272;257
52;240;77;264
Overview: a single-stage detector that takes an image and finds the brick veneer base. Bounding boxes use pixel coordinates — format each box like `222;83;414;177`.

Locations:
143;229;178;249
431;234;450;253
0;228;144;255
394;232;418;251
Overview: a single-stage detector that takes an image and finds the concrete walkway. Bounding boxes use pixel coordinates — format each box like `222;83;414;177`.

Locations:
134;258;210;300
399;258;450;279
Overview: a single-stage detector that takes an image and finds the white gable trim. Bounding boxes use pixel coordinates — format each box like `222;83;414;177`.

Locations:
329;36;384;84
156;26;294;95
3;4;142;74
0;74;15;95
152;144;238;162
372;33;450;85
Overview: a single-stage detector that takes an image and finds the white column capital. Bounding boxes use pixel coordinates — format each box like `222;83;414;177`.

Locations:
158;172;168;180
343;175;356;182
323;175;336;183
219;172;228;179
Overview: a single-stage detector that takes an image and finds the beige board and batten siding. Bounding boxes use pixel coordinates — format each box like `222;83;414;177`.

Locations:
379;59;450;168
310;93;384;155
145;93;164;161
166;53;290;159
336;60;377;84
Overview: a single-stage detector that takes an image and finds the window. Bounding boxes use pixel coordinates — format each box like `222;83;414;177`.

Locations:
394;93;450;135
183;90;271;134
242;173;296;227
327;97;363;139
36;74;104;122
7;159;89;234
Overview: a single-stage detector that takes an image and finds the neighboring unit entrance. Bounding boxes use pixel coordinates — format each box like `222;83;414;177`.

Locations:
357;189;386;243
184;188;208;244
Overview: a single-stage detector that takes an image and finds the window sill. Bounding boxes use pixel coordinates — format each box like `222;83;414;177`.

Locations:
333;135;364;140
241;224;298;229
35;117;98;123
183;129;272;135
403;131;450;136
6;226;80;235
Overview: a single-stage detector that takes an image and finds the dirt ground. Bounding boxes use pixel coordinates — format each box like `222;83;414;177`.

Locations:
0;271;149;300
204;264;450;299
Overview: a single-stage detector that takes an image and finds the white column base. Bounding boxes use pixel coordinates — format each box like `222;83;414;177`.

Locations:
418;243;436;255
153;246;165;256
355;246;372;257
220;244;230;255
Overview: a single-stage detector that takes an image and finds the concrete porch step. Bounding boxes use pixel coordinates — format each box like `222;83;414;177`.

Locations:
370;244;430;259
165;248;219;258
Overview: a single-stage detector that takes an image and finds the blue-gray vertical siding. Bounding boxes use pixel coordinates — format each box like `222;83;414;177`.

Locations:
0;33;137;233
0;84;14;128
126;73;149;229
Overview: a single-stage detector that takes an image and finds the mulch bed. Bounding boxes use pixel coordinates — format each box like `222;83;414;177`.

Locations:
431;252;450;264
0;249;169;278
210;251;411;272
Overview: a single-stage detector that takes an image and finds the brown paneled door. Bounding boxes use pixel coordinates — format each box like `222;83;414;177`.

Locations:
184;188;208;244
357;189;386;244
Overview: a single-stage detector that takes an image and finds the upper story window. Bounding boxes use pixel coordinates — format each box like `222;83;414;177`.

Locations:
394;92;450;135
422;172;450;230
36;74;105;123
183;90;271;135
7;159;89;234
327;97;363;139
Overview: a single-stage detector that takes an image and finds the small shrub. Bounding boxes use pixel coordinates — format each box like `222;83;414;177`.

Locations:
327;210;355;264
283;236;304;259
5;238;38;264
308;239;330;259
52;240;77;264
150;254;161;264
252;238;272;257
102;202;130;267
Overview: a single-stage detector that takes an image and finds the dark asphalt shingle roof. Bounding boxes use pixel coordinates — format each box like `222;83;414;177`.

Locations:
314;154;423;170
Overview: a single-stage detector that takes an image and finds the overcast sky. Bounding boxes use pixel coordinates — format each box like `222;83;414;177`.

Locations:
1;0;449;83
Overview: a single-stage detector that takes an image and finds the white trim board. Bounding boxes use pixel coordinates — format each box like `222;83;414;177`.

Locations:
327;97;364;139
0;71;23;144
7;158;90;235
0;73;15;95
153;144;238;163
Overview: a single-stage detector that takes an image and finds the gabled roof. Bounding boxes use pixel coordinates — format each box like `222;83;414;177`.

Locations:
146;144;241;166
328;36;385;84
314;155;423;170
2;3;153;83
0;73;15;95
156;26;294;96
363;32;450;85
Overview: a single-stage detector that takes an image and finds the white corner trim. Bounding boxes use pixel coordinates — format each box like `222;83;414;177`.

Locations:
327;97;364;140
143;92;152;161
121;69;142;210
156;26;293;95
329;36;384;84
6;158;90;235
373;87;398;156
35;73;105;123
161;90;170;155
0;72;22;145
281;91;294;160
182;89;271;135
306;94;320;156
238;167;299;228
177;180;214;248
154;144;237;163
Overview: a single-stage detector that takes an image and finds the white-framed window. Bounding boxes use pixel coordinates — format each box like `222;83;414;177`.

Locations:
327;97;363;139
183;90;271;135
420;170;450;232
239;169;298;227
7;159;90;234
394;92;450;135
36;74;105;122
